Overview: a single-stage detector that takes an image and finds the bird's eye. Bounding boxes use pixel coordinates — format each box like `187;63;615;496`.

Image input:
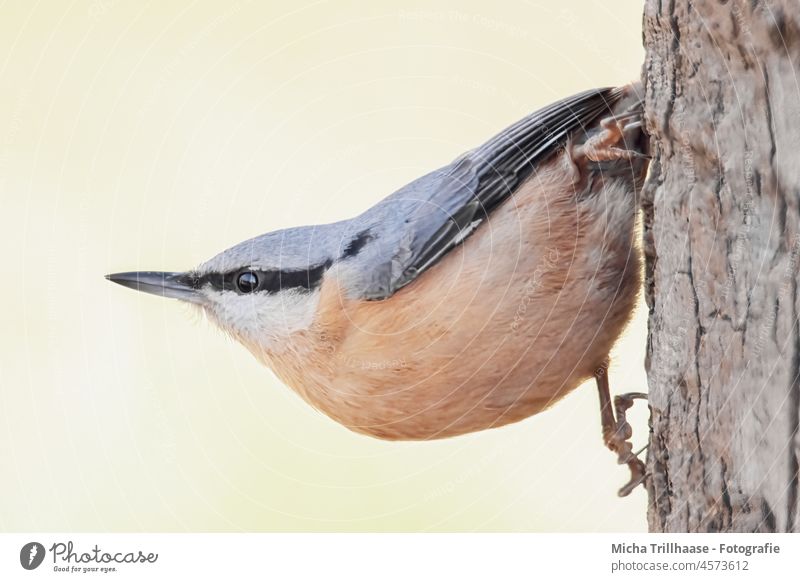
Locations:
236;271;259;293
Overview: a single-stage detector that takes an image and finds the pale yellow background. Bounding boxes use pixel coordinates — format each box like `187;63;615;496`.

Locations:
0;0;648;531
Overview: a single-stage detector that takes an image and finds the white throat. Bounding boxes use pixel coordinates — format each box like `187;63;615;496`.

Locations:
206;288;321;350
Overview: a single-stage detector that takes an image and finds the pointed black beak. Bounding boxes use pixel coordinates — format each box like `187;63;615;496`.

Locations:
105;271;203;303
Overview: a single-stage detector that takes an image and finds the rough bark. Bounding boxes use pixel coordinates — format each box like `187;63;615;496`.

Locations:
642;0;800;532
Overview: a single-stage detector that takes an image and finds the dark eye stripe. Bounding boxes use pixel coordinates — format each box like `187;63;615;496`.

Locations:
179;260;331;295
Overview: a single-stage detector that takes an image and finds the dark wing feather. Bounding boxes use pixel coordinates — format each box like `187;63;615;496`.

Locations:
353;87;624;300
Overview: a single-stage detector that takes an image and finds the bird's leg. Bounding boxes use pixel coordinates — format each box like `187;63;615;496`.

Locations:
575;113;649;163
594;361;648;497
613;391;648;497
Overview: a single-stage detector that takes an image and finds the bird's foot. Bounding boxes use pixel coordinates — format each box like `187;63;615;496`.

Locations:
594;361;649;497
574;114;649;163
603;392;648;497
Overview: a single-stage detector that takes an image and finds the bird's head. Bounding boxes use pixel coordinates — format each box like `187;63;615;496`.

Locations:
106;225;339;353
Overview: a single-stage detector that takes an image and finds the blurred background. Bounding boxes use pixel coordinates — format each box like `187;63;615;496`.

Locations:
0;0;647;531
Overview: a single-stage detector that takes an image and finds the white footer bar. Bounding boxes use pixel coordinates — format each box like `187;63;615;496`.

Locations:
0;533;796;581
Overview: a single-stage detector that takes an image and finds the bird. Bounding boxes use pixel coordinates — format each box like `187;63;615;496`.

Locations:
107;83;650;496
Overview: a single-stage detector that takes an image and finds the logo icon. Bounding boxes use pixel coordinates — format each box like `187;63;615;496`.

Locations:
20;542;46;570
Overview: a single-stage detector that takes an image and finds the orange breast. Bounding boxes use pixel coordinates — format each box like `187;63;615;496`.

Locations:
266;155;642;440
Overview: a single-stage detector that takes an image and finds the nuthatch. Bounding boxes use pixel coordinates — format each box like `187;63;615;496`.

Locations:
108;83;649;495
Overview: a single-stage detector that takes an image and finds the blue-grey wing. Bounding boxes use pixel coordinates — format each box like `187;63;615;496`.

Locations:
342;86;626;300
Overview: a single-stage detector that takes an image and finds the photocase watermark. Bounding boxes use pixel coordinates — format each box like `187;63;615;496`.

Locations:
0;86;31;196
717;148;757;302
87;0;120;21
317;330;411;372
751;235;800;358
731;0;770;41
425;434;521;501
397;9;529;39
447;75;531;118
649;308;693;392
671;108;698;191
594;359;610;379
556;8;630;76
339;355;409;371
141;383;179;465
20;542;46;570
138;0;253;119
670;106;758;309
18;540;158;574
510;247;560;332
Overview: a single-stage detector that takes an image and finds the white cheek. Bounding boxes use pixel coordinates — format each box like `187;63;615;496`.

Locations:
207;289;320;346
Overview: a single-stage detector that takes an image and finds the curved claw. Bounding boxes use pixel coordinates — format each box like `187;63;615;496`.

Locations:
618;459;647;497
595;366;650;497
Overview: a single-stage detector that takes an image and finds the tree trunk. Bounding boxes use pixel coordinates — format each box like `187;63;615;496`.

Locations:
642;0;800;532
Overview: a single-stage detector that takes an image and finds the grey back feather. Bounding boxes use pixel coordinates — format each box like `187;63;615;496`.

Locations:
338;86;625;300
198;87;625;300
